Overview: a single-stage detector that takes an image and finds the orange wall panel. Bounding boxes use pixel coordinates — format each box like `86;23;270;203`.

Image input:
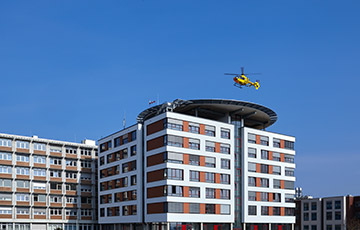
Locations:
199;124;205;135
183;121;189;132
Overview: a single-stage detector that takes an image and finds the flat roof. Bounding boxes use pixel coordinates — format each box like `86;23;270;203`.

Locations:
137;99;277;129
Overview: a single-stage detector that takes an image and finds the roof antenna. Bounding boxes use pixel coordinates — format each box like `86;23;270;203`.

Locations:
123;112;126;129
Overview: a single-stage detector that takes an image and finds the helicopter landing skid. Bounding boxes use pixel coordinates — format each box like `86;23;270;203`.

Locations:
234;83;242;89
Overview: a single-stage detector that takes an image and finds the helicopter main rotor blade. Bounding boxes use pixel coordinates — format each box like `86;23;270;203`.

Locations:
224;73;240;76
244;73;262;75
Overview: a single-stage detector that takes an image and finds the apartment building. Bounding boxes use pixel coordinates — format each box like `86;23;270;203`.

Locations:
0;133;98;230
98;99;296;230
296;195;360;230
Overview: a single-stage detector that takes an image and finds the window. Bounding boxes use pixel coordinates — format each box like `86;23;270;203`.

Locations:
335;211;341;220
33;208;46;215
326;226;332;230
273;152;281;161
50;146;62;153
0;207;12;214
248;148;256;158
167;185;183;197
285;167;295;176
0;152;11;160
50;158;62;165
205;204;215;214
131;175;137;185
260;164;269;173
114;137;120;147
220;174;230;184
189;138;200;150
165;168;183;180
304;226;309;230
81;209;92;216
190;171;199;182
80;149;91;156
248;133;256;143
50;170;62;178
326;201;332;209
65;209;77;216
189;155;200;166
0;193;12;201
167;202;184;213
206;188;215;199
220;189;230;199
273;193;281;202
16;141;29;149
100;141;111;153
189;187;200;198
131;131;136;141
50;209;62;215
0;165;12;174
334;225;341;230
189;203;200;214
80;185;91;192
205;125;215;136
205;141;215;152
65;184;77;191
261;150;268;159
304;203;309;211
248;177;256;186
66;160;77;167
66;172;77;179
80;173;91;180
99;156;104;166
50;182;62;190
16;167;29;175
33;181;46;189
81;161;91;168
273;166;281;175
50;196;62;203
205;156;215;168
33;155;45;164
167;135;183;147
221;128;230;139
65;148;77;154
16;193;29;201
260;192;268;201
284;180;294;190
248;191;256;201
284;140;294;150
248;163;257;172
131;145;136;156
0;139;12;147
220;143;230;154
311;212;317;221
260;178;269;187
335;200;341;209
285;208;294;216
16;155;29;162
122;134;128;145
16;208;29;214
273;138;281;148
304;212;309;221
273;179;281;189
205;172;215;183
311;226;317;230
221;204;230;215
273;207;281;216
261;206;269;215
248;206;257;215
166;118;183;131
16;180;29;188
260;136;269;146
221;159;230;169
0;179;11;187
285;194;294;203
189;123;200;134
311;202;317;211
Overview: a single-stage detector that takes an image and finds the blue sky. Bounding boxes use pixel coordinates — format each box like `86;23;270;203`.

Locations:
1;0;359;197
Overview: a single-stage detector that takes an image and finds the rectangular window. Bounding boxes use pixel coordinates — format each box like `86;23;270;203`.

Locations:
220;143;230;154
167;185;183;197
189;123;200;134
16;167;29;175
311;212;317;221
220;204;230;215
16;154;29;162
205;172;215;183
260;164;269;173
205;141;215;152
248;133;256;144
130;145;136;156
311;202;317;210
16;193;30;201
220;189;230;199
335;211;341;220
131;175;137;185
33;182;46;190
0;139;12;147
205;204;215;214
167;135;183;147
189;187;200;198
261;150;268;160
50;170;62;178
0;193;12;201
205;125;215;136
261;206;269;215
167;202;184;213
221;159;230;169
189;170;199;182
285;167;295;176
221;128;230;139
220;174;230;184
50;196;62;203
326;201;332;209
273;152;281;161
189;155;200;166
34;208;46;215
304;203;309;211
206;188;215;199
50;158;62;165
326;211;332;220
248;206;257;215
33;155;46;164
335;200;341;209
260;178;269;187
248;191;256;201
165;152;183;164
248;148;256;158
131;131;136;141
273;179;281;189
165;168;183;180
167;118;183;131
248;177;256;186
205;156;215;168
273;165;281;175
189;138;200;150
284;140;294;150
16;208;29;214
66;160;77;167
260;192;268;201
273;207;281;216
285;194;294;203
189;203;200;214
0;152;12;160
122;134;128;145
273;193;281;202
0;179;11;187
16;141;29;149
273;138;281;148
260;136;269;146
248;163;257;172
16;180;29;188
284;180;294;190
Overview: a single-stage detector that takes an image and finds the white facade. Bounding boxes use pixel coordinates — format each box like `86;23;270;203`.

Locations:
242;127;296;224
144;112;235;223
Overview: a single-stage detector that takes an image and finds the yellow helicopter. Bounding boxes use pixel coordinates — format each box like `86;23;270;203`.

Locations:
225;67;260;90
